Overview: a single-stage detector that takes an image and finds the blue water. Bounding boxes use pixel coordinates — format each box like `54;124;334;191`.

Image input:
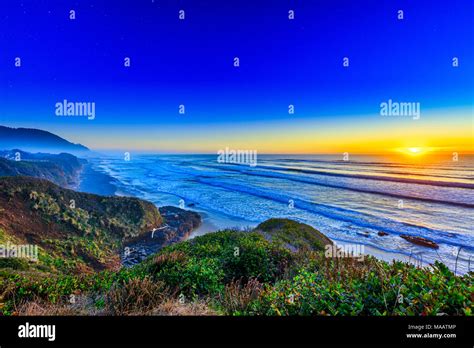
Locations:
87;154;474;274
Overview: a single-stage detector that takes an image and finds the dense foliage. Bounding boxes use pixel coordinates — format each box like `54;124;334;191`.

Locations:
0;228;471;316
0;176;162;273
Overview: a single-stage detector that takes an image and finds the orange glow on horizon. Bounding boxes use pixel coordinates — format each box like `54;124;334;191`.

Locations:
393;147;433;158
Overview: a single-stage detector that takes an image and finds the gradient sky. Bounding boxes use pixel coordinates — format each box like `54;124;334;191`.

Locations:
1;0;473;154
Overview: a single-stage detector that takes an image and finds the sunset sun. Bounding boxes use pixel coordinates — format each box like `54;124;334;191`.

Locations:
395;147;429;157
404;147;430;157
408;147;422;154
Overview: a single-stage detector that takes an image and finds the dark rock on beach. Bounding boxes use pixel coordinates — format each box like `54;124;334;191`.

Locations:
122;206;201;267
159;206;201;240
400;235;439;249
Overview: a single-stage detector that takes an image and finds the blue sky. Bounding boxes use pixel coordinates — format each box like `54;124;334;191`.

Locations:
0;0;472;153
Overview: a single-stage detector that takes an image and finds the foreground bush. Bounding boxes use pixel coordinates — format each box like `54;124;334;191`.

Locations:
105;277;168;315
146;231;293;298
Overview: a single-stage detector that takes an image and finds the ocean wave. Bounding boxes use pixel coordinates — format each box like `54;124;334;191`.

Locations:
261;157;474;171
232;163;474;189
194;177;474;250
88;155;474;273
192;163;474;207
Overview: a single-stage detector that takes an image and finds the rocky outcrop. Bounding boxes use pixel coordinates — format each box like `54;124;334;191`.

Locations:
401;235;439;249
255;218;333;251
121;206;201;267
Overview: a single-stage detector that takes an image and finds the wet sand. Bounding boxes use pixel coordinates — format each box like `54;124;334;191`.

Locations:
78;163;118;196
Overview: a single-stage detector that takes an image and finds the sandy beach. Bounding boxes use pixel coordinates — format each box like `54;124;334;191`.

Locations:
78;163;118;196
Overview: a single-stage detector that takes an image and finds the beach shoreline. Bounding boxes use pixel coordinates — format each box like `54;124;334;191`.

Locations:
76;157;472;274
78;162;118;196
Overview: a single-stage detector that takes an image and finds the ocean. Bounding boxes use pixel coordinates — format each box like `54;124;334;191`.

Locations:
85;154;474;274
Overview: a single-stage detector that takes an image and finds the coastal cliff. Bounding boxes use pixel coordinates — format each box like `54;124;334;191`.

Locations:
0;150;84;188
0;176;162;273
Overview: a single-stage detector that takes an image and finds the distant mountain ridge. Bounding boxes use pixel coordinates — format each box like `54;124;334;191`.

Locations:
0;125;89;154
0;150;84;188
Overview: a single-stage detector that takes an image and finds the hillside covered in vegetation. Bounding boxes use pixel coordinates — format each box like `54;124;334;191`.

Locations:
0;176;162;273
0;200;472;316
0;150;84;188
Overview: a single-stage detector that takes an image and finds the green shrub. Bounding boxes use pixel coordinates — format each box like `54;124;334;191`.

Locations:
149;252;224;297
249;261;473;316
0;258;30;270
153;230;293;284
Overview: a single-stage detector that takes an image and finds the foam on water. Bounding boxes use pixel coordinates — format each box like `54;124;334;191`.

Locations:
87;154;474;274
